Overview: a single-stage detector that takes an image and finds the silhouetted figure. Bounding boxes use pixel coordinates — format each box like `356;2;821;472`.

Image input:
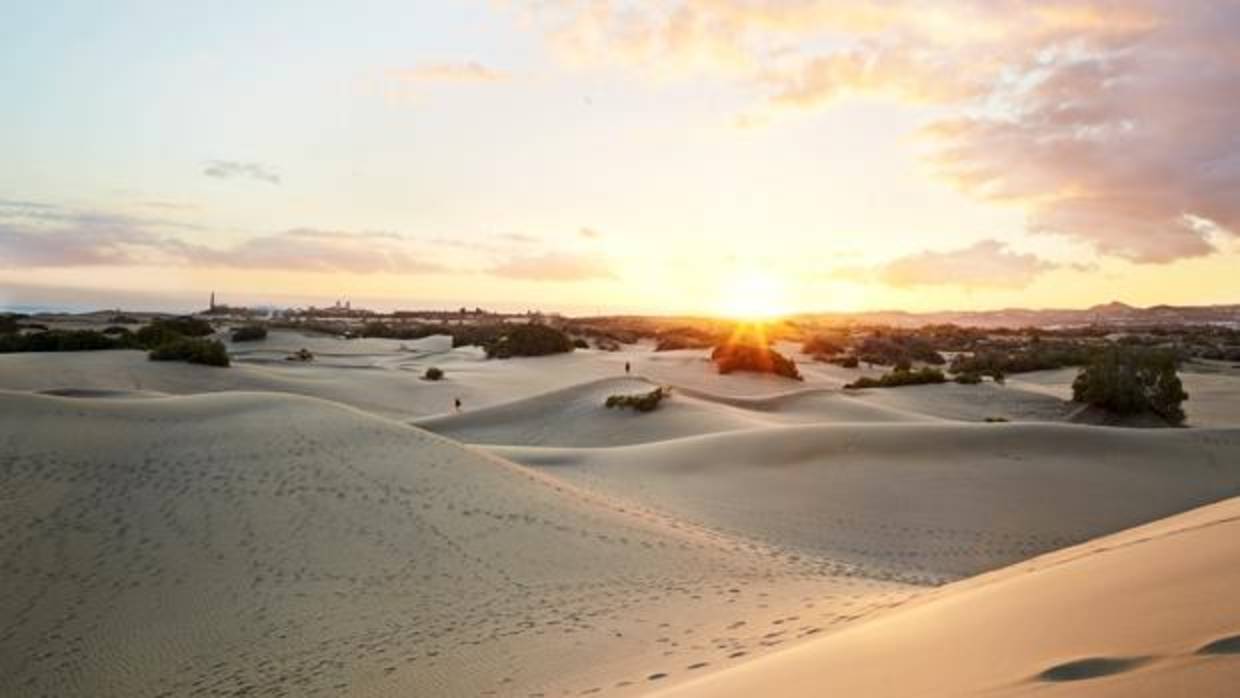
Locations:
625;361;631;375
454;397;461;412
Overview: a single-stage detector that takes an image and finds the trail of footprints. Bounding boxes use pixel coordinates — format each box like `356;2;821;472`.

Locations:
2;400;923;697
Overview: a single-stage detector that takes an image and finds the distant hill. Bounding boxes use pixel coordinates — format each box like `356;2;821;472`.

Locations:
793;302;1240;328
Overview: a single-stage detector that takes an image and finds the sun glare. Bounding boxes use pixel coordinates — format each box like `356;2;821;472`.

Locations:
718;271;790;320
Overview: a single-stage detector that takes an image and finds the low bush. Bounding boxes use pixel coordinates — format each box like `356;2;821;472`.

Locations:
287;348;314;362
148;338;230;367
846;366;946;389
605;386;669;412
711;342;802;380
484;324;575;359
230;324;269;342
424;366;444;381
573;338;590;349
950;342;1091;376
802;334;844;357
0;314;23;334
1071;345;1187;425
955;372;982;384
655;327;720;352
361;321;450;340
0;329;128;353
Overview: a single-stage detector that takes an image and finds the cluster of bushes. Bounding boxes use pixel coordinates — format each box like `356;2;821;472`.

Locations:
360;321;450;340
423;366;445;381
0;315;235;368
856;333;945;366
604;386;669;412
801;334;845;358
1072;346;1188;425
846;366;946;389
482;324;576;359
711;342;802;380
450;324;507;348
949;341;1091;376
148;337;230;367
655;327;721;352
230;324;268;342
0;329;129;353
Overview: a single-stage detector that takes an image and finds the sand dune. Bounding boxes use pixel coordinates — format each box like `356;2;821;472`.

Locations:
4;341;1240;697
417;376;934;447
0;389;916;698
656;495;1240;698
491;423;1240;579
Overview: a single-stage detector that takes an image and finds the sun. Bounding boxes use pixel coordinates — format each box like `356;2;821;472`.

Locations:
717;271;791;320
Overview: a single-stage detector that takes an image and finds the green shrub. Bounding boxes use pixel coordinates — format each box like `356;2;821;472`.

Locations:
0;329;128;353
361;321;450;340
1071;346;1187;425
230;324;269;342
711;342;802;380
856;334;945;366
0;314;22;334
955;371;982;384
424;366;444;381
605;386;668;412
846;367;946;389
984;416;1010;423
483;324;575;359
950;342;1091;376
573;337;590;349
134;317;214;348
148;338;230;367
802;335;844;357
831;355;860;368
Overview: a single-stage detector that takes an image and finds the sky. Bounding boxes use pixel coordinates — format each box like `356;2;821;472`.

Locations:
2;0;1238;316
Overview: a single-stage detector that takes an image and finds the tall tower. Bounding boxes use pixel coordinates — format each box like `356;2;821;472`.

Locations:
210;292;216;311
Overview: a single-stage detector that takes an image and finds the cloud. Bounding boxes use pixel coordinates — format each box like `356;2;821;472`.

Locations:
203;160;281;184
496;232;540;244
835;240;1063;289
923;2;1240;262
488;252;616;282
383;61;507;84
578;226;601;240
0;201;445;274
516;1;1238;263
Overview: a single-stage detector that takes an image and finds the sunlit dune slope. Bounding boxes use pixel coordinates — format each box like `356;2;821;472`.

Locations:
656;495;1240;698
0;389;913;698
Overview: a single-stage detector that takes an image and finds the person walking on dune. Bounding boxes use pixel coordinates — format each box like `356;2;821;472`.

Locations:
625;361;631;375
454;397;461;412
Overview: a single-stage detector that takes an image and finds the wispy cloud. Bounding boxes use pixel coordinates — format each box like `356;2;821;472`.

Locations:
488;252;616;282
383;61;507;84
0;201;445;274
203;160;281;185
834;240;1068;289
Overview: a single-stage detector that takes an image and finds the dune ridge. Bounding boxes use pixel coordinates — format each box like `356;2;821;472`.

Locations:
0;389;919;698
655;495;1240;698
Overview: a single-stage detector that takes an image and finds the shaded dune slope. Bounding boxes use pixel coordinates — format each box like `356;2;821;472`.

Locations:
493;423;1240;579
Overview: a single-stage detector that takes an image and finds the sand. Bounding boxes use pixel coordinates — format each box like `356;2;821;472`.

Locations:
2;332;1240;697
656;495;1240;698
